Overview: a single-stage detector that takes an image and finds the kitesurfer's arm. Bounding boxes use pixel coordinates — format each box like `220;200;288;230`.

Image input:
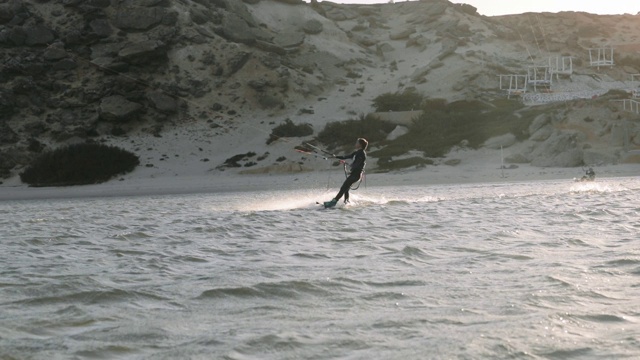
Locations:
334;152;356;160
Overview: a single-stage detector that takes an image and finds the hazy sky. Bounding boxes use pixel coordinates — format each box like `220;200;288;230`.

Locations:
327;0;639;16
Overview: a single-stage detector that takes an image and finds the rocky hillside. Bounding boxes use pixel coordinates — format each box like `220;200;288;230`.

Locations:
1;0;640;179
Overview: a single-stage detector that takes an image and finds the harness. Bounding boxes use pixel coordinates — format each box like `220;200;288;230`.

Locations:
342;160;365;190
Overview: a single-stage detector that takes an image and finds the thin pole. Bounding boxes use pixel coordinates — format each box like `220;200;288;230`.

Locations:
501;146;505;178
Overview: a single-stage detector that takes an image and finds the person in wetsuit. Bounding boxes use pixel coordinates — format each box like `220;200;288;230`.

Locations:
582;167;595;181
325;138;368;206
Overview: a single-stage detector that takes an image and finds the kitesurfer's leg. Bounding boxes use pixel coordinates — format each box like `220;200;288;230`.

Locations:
333;173;359;202
333;181;349;202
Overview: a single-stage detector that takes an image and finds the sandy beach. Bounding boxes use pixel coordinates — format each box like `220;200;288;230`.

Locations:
1;146;638;202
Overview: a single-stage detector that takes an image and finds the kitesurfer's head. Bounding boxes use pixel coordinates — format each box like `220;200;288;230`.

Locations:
356;138;368;150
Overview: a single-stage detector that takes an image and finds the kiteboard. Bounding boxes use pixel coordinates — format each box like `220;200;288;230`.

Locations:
317;200;337;209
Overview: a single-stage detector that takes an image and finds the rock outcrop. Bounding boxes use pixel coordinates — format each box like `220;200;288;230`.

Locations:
99;96;143;122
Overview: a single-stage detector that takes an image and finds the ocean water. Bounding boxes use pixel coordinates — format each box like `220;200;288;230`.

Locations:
1;178;639;359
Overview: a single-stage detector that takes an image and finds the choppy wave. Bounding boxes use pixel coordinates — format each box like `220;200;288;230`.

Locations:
1;177;640;358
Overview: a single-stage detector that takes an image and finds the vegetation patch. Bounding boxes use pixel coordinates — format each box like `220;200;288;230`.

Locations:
370;98;529;158
376;156;434;171
316;114;396;150
267;119;313;144
20;143;139;187
599;89;631;100
318;94;532;163
219;152;257;169
618;55;640;70
372;89;423;112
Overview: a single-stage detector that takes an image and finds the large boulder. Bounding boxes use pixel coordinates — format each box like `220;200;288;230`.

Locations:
43;46;68;61
302;19;323;35
52;58;78;71
118;40;166;64
50;109;81;126
425;1;449;17
91;42;124;59
224;0;257;27
354;35;378;47
274;31;305;49
437;37;458;61
504;153;529;164
386;125;409;141
22;118;49;137
408;1;448;23
321;4;359;21
195;25;217;39
530;131;583;167
227;50;251;74
147;91;178;114
455;3;477;15
91;56;128;72
377;42;395;53
3;27;25;46
483;133;517;149
390;27;416;40
12;76;37;95
99;95;143;122
254;40;286;55
89;19;113;38
529;113;550;134
221;13;255;44
190;8;212;24
0;0;24;25
24;24;55;46
583;150;617;165
112;7;175;31
544;149;584;167
529;124;553;142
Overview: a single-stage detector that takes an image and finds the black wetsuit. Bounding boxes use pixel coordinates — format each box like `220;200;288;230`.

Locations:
334;149;366;202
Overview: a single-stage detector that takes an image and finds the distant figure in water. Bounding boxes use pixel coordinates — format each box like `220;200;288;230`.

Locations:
324;138;368;207
582;167;596;181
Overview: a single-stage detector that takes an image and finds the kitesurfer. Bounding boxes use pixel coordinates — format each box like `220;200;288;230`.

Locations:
324;138;368;207
582;167;595;181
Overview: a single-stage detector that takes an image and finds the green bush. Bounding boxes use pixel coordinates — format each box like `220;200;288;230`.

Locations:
617;55;640;70
376;156;434;171
421;98;448;112
316;114;396;149
20;143;139;186
372;89;424;112
600;89;631;100
370;99;527;158
221;152;256;168
267;119;313;144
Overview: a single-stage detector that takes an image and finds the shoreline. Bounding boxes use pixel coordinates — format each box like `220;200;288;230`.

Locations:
1;162;637;202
